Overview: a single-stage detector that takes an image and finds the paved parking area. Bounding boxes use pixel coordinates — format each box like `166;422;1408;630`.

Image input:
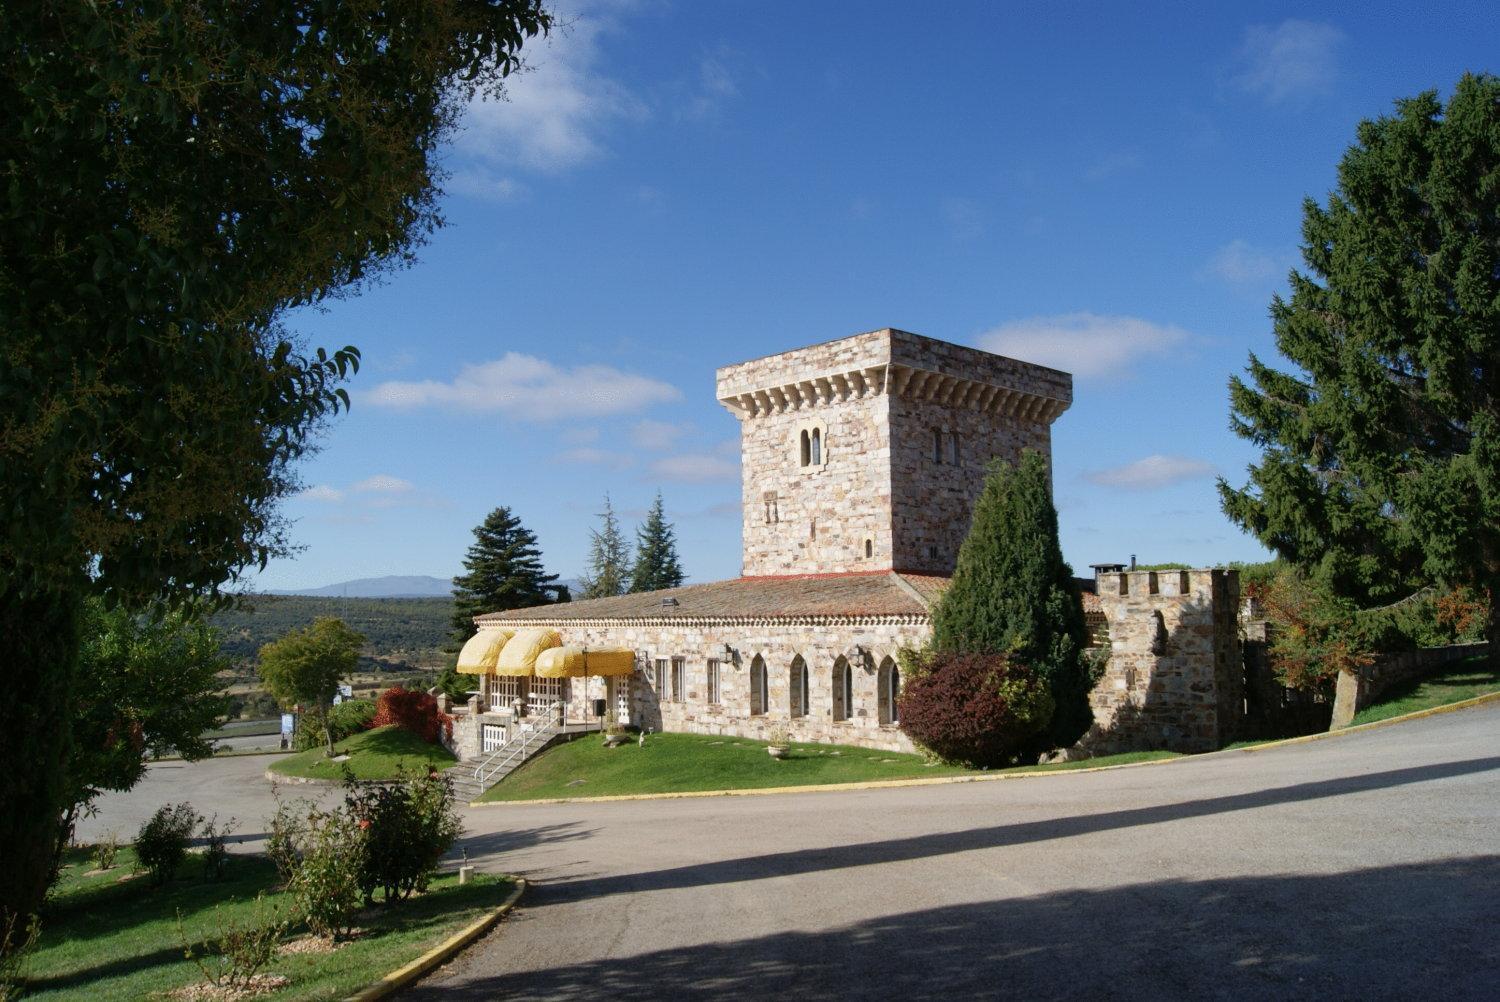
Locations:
82;706;1500;1000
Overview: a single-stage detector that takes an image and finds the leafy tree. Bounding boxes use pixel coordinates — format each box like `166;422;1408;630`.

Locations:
630;492;686;593
259;619;366;756
58;602;228;877
897;651;1054;767
450;507;564;641
579;495;633;599
1219;74;1500;670
0;0;550;934
931;450;1091;747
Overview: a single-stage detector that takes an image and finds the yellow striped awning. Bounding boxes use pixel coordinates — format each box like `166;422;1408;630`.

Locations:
455;629;514;675
534;646;637;679
494;627;563;677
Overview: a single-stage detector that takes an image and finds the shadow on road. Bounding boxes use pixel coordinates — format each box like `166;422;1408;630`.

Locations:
408;854;1500;1000
535;756;1500;904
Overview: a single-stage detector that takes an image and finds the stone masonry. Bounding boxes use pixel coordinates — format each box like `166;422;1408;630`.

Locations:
1084;568;1242;754
717;328;1071;576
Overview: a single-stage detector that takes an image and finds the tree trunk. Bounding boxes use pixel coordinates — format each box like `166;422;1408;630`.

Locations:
0;584;82;954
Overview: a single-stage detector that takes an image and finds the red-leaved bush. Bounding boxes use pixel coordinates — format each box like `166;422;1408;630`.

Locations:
897;650;1054;767
371;687;452;744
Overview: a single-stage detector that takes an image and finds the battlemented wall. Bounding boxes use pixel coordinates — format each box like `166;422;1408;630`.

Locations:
1083;568;1242;754
717;329;1070;576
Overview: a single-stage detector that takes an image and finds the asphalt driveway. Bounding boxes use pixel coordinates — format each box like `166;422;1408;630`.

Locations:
81;705;1500;999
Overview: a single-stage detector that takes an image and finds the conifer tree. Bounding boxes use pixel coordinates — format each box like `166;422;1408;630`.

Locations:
451;507;562;642
578;495;632;600
630;492;686;593
931;450;1090;746
1219;74;1500;668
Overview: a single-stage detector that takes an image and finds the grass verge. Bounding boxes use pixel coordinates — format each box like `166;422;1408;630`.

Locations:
23;846;509;1001
267;724;455;782
1352;655;1500;725
477;732;1183;801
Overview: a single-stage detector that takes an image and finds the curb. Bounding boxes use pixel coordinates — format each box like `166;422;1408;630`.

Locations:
343;876;527;1002
1226;688;1500;754
467;691;1500;808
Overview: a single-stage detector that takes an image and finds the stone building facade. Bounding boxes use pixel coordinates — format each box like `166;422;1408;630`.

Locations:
460;328;1243;762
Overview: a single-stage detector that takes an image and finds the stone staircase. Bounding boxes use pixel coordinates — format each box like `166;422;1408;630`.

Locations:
448;712;600;803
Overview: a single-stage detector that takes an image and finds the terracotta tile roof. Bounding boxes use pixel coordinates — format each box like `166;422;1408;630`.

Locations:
475;570;1102;622
476;572;931;623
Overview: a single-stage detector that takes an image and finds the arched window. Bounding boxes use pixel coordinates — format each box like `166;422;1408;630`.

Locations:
950;432;960;465
799;430;811;467
932;428;943;463
750;655;768;715
877;656;900;725
832;656;852;722
864;538;873;559
810;427;822;465
789;655;808;718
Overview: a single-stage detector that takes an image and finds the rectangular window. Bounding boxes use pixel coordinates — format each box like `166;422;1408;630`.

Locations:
707;659;721;705
950;432;961;465
655;657;670;701
671;657;686;703
933;428;943;463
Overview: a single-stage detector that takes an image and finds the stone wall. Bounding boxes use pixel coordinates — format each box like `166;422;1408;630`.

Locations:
1330;642;1489;728
1083;568;1242;754
473;619;926;753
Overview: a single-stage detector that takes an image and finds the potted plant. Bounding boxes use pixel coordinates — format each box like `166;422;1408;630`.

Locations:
766;723;792;759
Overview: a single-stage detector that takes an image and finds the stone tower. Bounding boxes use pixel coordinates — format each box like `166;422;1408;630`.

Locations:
716;328;1072;576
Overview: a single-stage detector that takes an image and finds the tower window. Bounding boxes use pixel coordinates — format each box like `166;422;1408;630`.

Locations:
950;432;961;465
810;427;822;465
865;538;873;559
799;429;811;467
933;428;943;463
762;491;779;524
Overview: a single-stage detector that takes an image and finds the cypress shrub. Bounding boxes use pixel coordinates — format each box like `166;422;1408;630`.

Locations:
931;449;1092;747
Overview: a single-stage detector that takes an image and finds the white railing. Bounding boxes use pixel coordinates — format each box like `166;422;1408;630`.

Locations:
472;702;563;788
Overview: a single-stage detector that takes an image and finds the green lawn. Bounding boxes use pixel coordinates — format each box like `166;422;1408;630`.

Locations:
267;724;455;782
476;732;1181;802
1352;656;1500;725
23;846;509;1001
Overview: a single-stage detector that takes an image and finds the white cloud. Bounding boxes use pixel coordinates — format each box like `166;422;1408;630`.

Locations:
678;50;740;120
649;453;739;483
455;12;646;174
1086;455;1217;490
1204;239;1289;285
365;352;682;420
977;312;1192;379
1232;20;1343;104
556;447;634;469
631;419;691;451
299;485;343;503
352;474;414;494
446;168;525;203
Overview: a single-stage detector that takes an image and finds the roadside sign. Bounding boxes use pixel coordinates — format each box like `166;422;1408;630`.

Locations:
280;713;295;736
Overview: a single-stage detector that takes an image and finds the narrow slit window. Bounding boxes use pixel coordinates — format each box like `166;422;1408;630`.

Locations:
950;432;960;465
810;427;822;465
933;428;943;463
799;429;810;467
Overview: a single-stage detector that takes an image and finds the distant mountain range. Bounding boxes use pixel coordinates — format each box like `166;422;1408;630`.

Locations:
269;574;585;599
270;575;453;598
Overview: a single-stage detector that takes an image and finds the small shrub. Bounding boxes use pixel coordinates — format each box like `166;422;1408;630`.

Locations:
179;894;288;991
290;808;365;940
201;815;236;881
328;698;377;742
898;650;1054;767
344;768;462;904
766;723;792;747
371;687;451;744
93;831;120;872
1;911;39;1002
136;802;202;887
267;799;308;885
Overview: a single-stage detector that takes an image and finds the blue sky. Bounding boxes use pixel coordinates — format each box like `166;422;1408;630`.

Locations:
255;1;1500;592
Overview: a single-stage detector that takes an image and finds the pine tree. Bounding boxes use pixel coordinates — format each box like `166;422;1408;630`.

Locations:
578;495;632;600
1219;74;1500;669
630;492;686;593
931;450;1090;746
450;507;563;642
